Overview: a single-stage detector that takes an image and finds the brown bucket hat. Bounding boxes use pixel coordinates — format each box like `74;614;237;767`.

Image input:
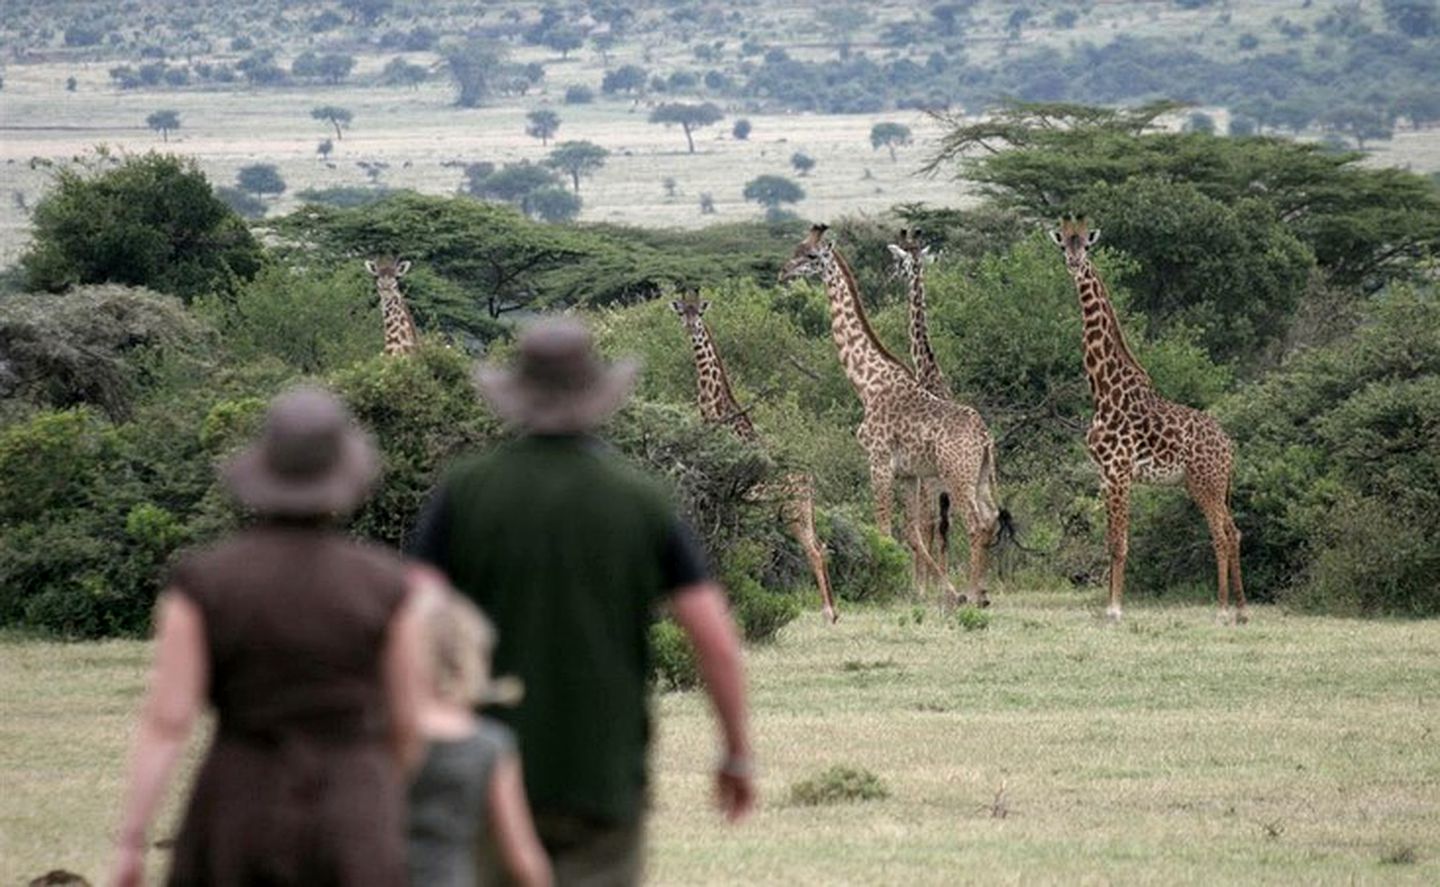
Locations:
474;317;638;434
222;385;380;517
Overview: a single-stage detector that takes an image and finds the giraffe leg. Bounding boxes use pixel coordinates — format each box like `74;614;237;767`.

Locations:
940;452;996;608
1190;472;1244;626
1229;522;1248;624
901;497;957;611
1102;476;1132;623
785;480;837;624
906;480;936;598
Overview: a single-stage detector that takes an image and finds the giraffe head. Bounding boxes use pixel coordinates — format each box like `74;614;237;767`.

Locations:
1049;217;1100;274
668;294;712;339
365;257;412;279
886;228;930;282
777;224;832;283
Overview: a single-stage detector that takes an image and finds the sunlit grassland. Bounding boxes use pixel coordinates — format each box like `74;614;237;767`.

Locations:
3;593;1437;884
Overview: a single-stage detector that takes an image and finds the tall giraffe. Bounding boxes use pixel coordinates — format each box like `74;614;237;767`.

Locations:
1051;218;1246;624
364;257;420;356
780;224;1001;608
670;295;839;624
888;229;951;591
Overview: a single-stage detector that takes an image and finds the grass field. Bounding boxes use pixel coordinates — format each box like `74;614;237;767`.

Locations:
4;593;1437;885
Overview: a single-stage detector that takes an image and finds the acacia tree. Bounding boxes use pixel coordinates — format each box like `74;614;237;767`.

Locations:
444;40;505;108
525;108;561;146
145;109;180;143
742;174;805;218
649;102;724;153
237;164;286;201
311;105;353;140
544;140;609;193
870;122;913;162
790;151;816;176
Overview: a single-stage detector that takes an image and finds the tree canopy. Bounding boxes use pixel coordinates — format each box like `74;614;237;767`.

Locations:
649;102;724;153
145;110;180;142
311;105;354;139
525;108;561;146
869;122;912;161
544;140;610;193
21;152;264;302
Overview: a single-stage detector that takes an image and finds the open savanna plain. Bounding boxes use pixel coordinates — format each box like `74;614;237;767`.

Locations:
4;594;1437;885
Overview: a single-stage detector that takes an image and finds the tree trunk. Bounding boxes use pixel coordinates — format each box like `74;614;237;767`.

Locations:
332;120;343;140
683;123;695;153
888;144;897;163
571;171;581;193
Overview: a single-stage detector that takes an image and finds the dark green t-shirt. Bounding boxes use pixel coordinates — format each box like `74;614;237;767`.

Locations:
409;435;706;824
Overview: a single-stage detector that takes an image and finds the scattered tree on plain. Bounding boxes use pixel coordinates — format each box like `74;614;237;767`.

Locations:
742;174;804;218
311;106;353;140
544;141;609;193
791;152;816;176
870;122;912;162
732;118;752;140
530;186;582;223
381;57;428;89
145;110;180;143
602;64;647;95
649;102;724;153
525;109;561;146
444;40;505;108
237;164;287;201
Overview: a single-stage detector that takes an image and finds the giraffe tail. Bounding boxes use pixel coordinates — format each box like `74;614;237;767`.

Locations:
938;492;951;555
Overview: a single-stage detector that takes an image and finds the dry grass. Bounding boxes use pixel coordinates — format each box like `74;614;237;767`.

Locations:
3;593;1438;885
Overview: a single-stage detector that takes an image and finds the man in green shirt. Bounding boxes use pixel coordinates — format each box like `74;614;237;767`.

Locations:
410;318;753;885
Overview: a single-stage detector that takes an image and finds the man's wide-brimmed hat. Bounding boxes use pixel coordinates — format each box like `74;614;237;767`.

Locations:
223;385;379;517
474;318;638;434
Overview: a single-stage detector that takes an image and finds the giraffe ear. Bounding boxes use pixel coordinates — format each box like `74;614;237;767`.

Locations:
1048;230;1064;246
364;259;379;274
668;300;683;313
920;245;932;260
699;300;711;313
886;244;907;260
1086;229;1100;246
395;260;412;276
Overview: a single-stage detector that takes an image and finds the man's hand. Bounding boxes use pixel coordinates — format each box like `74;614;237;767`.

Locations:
715;754;756;821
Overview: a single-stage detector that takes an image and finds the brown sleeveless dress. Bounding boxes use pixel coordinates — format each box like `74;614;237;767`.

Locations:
164;524;409;887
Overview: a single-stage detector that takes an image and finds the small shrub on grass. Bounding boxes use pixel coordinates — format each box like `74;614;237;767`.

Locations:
1380;845;1418;865
650;620;699;691
788;766;889;806
821;509;911;603
953;607;991;632
726;571;800;643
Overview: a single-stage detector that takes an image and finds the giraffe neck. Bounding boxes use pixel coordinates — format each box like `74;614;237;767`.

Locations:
904;262;946;398
819;250;913;400
377;277;419;355
687;319;758;441
1072;261;1152;409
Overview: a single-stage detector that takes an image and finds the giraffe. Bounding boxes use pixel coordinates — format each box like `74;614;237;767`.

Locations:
888;228;952;592
364;257;420;356
780;224;1001;608
1050;217;1246;624
669;295;839;624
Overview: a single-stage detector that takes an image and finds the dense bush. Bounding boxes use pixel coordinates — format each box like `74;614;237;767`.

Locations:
22;153;265;302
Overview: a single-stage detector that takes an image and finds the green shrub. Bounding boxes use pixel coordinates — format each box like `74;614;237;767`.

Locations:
821;509;911;603
649;619;699;691
726;571;801;643
788;766;889;806
953;606;992;631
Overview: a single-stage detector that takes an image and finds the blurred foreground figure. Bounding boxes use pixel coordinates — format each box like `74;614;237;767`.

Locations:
407;584;552;887
410;318;754;886
110;386;429;887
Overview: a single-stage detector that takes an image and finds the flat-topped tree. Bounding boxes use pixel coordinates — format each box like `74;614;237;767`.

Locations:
870;122;912;162
544;140;609;193
525;108;561;146
145;109;180;142
649;102;723;153
311;105;352;140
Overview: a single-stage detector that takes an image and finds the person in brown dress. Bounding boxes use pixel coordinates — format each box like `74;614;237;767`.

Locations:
108;385;429;887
